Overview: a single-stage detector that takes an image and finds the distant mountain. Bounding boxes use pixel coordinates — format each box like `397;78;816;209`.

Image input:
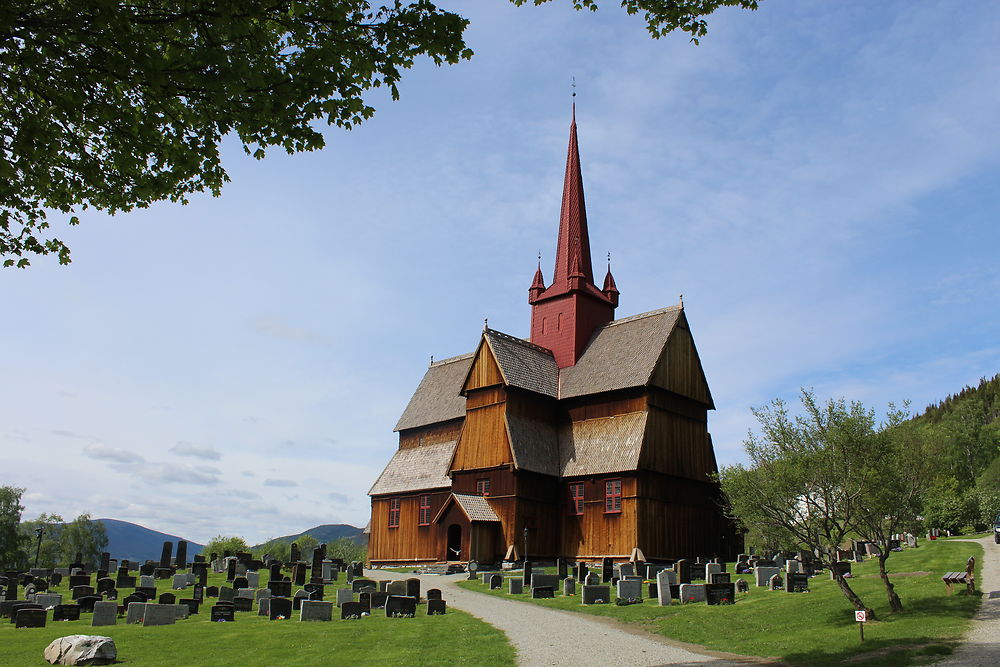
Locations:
96;518;204;563
253;524;365;548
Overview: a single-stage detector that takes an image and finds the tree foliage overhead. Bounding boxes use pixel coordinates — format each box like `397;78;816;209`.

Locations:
1;0;759;267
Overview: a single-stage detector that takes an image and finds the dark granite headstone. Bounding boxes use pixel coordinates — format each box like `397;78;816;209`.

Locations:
787;572;810;593
193;583;204;602
116;574;136;589
523;561;533;587
140;563;155;576
489;574;503;590
426;588;442;601
269;597;292;620
72;585;95;600
385;595;417;617
136;586;156;599
158;593;176;605
69;574;91;589
405;578;420;598
708;572;731;584
705;583;736;605
233;576;248;591
179;598;199;615
211;605;235;622
160;541;173;569
205;586;219;598
531;586;554;599
176;541;188;569
270;580;291;597
233;596;253;612
341;601;363;619
52;604;81;621
557;559;568;579
293;563;306;587
77;595;101;613
15;608;46;628
576;562;588;581
352;579;376;593
601;557;613;583
370;591;389;609
290;542;301;564
581;585;610;604
427;599;446;615
226;559;236;582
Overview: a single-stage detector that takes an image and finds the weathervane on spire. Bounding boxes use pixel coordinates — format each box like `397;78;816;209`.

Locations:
572;76;576;98
484;317;489;331
607;250;611;270
679;294;684;308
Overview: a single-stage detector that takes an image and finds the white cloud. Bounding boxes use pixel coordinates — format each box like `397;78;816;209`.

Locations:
170;442;222;461
84;443;145;464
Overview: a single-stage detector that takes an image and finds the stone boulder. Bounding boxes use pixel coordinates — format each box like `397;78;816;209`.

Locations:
44;635;117;666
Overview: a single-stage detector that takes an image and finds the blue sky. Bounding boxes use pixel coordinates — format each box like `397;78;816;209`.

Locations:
3;0;999;544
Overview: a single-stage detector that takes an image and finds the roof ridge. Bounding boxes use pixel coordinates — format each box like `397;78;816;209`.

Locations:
485;328;555;356
601;305;681;329
429;352;475;367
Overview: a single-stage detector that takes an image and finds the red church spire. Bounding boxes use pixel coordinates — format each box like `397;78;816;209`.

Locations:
528;105;619;368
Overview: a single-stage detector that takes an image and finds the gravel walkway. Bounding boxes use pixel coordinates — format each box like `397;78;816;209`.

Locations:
370;570;762;666
935;535;1000;666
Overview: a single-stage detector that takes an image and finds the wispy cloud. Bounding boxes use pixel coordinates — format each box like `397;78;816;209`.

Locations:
84;443;145;464
170;442;222;461
263;478;298;488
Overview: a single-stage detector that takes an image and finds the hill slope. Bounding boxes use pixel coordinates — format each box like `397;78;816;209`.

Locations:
96;518;204;562
253;524;365;548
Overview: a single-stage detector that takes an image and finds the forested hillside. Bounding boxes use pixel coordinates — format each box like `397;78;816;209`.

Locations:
915;373;1000;532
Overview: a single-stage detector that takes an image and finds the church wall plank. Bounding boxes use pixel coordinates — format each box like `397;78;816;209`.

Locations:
464;343;504;392
452;400;513;471
369;491;450;563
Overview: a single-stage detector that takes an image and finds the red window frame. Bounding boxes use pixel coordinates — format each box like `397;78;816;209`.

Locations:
476;478;491;496
388;498;401;528
604;479;622;514
418;495;431;526
569;482;584;516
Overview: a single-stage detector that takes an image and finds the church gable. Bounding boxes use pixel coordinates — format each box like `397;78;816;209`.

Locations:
647;311;714;409
395;353;473;432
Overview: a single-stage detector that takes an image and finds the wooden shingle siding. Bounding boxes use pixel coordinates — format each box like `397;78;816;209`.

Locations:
452;398;513;471
464;343;504;392
649;316;713;407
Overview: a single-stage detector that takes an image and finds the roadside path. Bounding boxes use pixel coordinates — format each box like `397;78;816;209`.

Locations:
370;570;762;667
936;535;1000;666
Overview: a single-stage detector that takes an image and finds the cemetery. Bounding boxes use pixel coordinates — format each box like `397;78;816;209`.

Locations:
0;542;513;666
455;537;985;665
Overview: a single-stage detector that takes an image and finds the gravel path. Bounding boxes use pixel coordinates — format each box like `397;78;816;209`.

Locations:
935;535;1000;666
370;570;762;666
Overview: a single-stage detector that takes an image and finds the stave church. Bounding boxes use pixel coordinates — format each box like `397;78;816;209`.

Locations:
368;109;739;565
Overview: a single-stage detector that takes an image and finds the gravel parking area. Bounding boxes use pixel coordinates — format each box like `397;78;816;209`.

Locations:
935;535;1000;666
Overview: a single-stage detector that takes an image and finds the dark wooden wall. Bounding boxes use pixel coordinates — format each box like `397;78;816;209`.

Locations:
369;490;450;563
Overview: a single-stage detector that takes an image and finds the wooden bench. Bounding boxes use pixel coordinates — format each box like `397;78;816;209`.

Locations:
942;556;976;594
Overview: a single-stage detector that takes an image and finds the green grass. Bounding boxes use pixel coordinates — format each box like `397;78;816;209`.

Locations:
460;540;984;666
2;568;514;667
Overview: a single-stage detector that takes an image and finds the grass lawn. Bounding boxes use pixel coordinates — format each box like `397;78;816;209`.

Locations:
459;539;984;666
2;567;514;667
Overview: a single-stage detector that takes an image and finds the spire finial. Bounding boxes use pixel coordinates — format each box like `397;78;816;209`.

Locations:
571;77;576;121
538;249;542;266
484;317;489;331
607;250;611;270
679;294;684;308
430;354;434;366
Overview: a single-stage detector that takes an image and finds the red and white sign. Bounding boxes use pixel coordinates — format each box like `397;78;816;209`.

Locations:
855;610;867;623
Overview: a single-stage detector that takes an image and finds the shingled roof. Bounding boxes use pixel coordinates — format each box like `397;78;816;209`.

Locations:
559;411;648;477
507;412;560;477
394;353;473;432
560;307;682;399
368;440;456;496
433;493;501;523
484;329;559;398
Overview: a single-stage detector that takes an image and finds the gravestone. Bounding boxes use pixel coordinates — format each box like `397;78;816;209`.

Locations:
427;599;447;615
143;604;178;626
706;583;736;605
246;571;260;588
258;598;271;617
300;600;333;621
754;567;780;587
269;561;283;582
193;584;204;602
736;579;749;593
531;586;554;599
358;591;371;612
237;588;254;599
125;602;147;624
116;574;136;588
406;578;420;598
563;577;576;596
35;593;62;608
679;583;707;603
336;588;354;607
585;573;599;586
233;576;249;591
52;604;81;622
206;586;219;598
785;560;801;574
704;563;722;580
708;572;731;584
218;587;235;602
255;588;271;601
426;589;442;601
617;562;635;578
139;575;155;589
531;574;559;590
211;605;235;622
72;585;95;600
371;591;389;609
69;574;90;588
601;558;613;583
233;596;254;612
508;578;523;595
171;574;188;590
159;542;173;569
176;540;188;569
387;580;408;596
341;601;363;619
179;598;199;615
575;562;588;581
92;600;118;626
269;597;292;620
294;564;306;586
379;580;390;592
385;595;417;617
523;562;533;587
270;581;291;597
290;543;301;564
15;608;46;628
656;570;674;605
96;577;116;594
769;574;783;590
581;585;610;604
616;579;642;601
648;582;658;599
675;559;692;584
787;572;809;593
557;559;568;579
158;593;176;605
77;595;101;613
226;559;237;582
489;574;503;590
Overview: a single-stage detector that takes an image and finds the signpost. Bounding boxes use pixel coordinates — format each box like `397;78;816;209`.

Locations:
855;610;867;641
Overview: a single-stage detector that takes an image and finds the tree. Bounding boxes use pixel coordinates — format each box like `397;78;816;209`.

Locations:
1;0;758;267
0;486;28;569
326;536;367;564
718;392;878;616
59;513;109;568
852;405;934;612
203;535;250;558
18;512;65;568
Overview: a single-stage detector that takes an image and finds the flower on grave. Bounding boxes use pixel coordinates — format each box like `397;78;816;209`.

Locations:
276;615;285;620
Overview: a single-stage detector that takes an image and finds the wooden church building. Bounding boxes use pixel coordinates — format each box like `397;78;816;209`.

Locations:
368;111;738;565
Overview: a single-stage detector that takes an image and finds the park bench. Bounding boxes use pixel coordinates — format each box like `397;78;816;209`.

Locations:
942;556;975;594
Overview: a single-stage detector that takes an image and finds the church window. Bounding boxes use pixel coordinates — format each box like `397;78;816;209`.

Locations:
604;479;622;514
388;498;401;528
418;495;431;526
476;478;491;496
569;483;584;515
557;313;562;331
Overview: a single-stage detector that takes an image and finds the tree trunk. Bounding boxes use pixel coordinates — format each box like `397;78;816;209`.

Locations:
830;565;875;619
878;551;903;612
